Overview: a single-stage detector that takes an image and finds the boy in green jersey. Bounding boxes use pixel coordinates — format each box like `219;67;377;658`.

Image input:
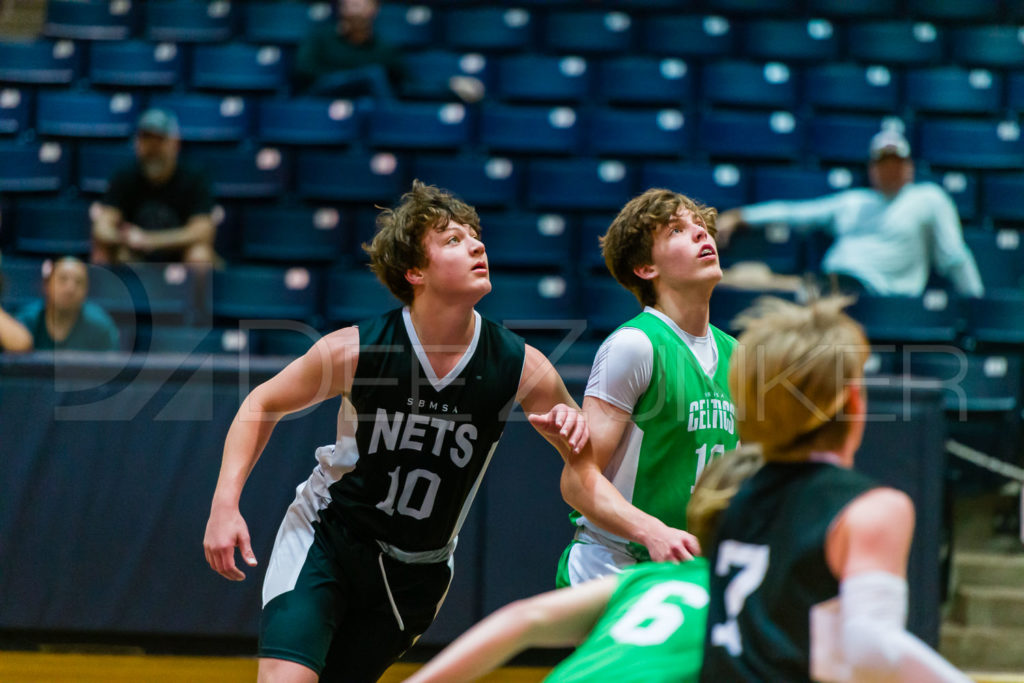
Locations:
558;188;739;587
406;447;763;683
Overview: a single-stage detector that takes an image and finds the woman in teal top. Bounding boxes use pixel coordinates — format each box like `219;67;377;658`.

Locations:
406;448;763;683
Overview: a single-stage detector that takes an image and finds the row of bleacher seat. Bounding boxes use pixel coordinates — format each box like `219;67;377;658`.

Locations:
37;1;1024;60
6;46;1024;115
5;257;1024;344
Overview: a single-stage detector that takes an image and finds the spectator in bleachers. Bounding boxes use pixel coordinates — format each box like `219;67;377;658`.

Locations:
0;251;33;353
716;129;985;298
91;108;219;267
295;0;484;102
15;256;119;352
295;0;405;97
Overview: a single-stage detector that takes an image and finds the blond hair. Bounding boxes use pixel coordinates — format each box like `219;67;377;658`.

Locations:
363;180;481;305
728;296;869;462
600;188;717;307
687;445;764;550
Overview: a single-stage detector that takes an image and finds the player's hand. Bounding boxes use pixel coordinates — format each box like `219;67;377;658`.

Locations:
203;505;258;581
641;523;701;562
715;209;742;249
528;403;589;454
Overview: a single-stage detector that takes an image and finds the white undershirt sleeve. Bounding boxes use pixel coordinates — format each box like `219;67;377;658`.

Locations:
584;328;653;414
840;572;971;682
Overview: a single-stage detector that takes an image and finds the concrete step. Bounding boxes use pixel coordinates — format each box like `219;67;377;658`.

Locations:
954;586;1024;629
955;552;1024;589
942;624;1024;672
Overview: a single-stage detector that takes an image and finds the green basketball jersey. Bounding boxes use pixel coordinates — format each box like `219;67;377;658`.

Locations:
546;559;710;683
574;312;740;560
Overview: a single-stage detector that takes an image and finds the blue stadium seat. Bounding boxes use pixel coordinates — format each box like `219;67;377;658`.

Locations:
847;22;944;66
719;222;804;275
257;97;359;145
587;107;689;158
542;10;634;55
963;228;1024;291
212;264;321;322
742;19;840;62
35;91;141;138
905;67;1002;115
242;1;333;45
906;0;1001;21
187;146;289;199
443;8;535;52
191;44;287;93
43;0;138;41
144;0;236;43
950;26;1024;69
751;165;861;203
705;0;800;14
367;100;471;150
917;119;1024;170
701;60;797;109
0;140;70;193
1011;73;1024;112
579;275;641;336
804;64;900;112
983;174;1024;222
240;205;346;263
808;115;905;163
255;327;321;359
0;87;31;136
496;54;591;103
640;163;750;212
698;110;803;161
709;287;799;336
848;292;962;343
12;199;92;257
477;211;572;269
475;273;576;332
908;351;1020;414
376;3;436;50
324;266;400;325
643;14;735;60
399;50;494;101
527;159;633;211
147;94;253;142
804;0;900;17
77;142;134;194
89;262;198;324
144;326;252;355
578;213;614;270
478;104;583;155
296;150;405;202
963;292;1024;346
915;169;977;222
0;256;46;312
0;39;82;84
412;156;520;209
89;40;185;88
595;56;692;105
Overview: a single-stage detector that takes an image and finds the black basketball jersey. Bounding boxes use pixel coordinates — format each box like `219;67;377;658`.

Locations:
328;307;525;551
700;461;877;682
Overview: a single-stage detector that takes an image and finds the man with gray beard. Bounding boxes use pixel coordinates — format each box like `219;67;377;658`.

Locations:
91;108;219;266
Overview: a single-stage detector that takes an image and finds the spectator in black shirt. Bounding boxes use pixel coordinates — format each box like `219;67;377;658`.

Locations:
91;109;219;266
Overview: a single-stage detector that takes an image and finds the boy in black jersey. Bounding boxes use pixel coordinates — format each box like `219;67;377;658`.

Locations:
701;297;969;682
203;181;589;682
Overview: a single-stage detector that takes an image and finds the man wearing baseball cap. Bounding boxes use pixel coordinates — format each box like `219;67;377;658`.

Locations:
91;108;219;266
715;127;984;298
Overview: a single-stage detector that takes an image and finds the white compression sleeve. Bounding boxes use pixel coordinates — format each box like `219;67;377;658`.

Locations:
840;572;970;683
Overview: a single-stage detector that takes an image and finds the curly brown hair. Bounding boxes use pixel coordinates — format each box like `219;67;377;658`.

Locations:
363;180;481;305
600;188;717;307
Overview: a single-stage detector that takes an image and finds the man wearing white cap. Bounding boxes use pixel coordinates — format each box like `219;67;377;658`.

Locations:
91;108;219;266
716;129;984;298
